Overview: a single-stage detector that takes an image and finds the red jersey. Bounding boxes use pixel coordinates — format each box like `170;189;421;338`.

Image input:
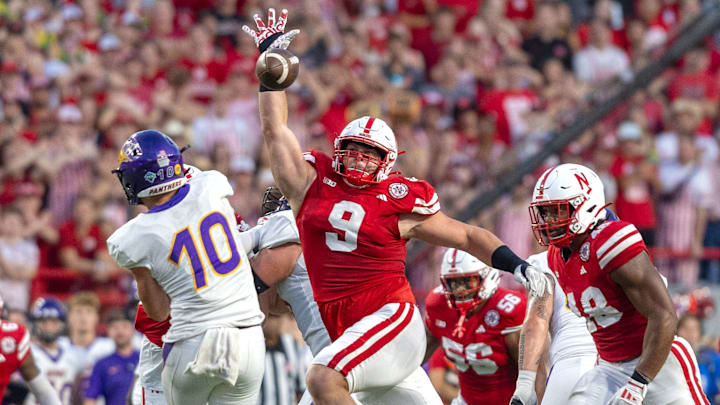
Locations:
296;151;439;328
134;304;170;347
0;321;31;398
425;287;526;404
547;220;649;362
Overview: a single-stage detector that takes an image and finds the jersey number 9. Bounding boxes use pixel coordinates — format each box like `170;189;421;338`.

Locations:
168;211;242;289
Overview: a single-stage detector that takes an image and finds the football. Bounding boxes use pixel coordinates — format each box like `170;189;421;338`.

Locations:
255;48;300;91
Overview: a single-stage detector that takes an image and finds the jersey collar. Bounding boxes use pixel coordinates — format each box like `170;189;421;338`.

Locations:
148;184;190;213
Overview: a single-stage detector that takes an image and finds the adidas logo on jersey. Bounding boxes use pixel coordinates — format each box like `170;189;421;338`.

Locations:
475;325;486;334
376;194;387;201
323;177;336;187
580;266;587;275
436;320;446;328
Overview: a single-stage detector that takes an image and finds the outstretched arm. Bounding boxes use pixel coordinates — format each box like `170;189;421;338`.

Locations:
399;211;551;297
258;91;316;203
244;9;315;205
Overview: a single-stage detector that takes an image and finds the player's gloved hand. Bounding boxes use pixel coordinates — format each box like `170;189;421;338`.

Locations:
514;264;551;297
509;370;536;405
608;376;648;405
241;8;300;52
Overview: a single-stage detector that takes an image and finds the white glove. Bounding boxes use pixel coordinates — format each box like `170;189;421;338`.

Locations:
608;379;647;405
241;8;300;51
509;370;536;405
514;265;551;297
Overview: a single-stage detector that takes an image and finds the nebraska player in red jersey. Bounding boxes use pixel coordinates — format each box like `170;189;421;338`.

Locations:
0;295;61;405
425;249;526;405
244;9;548;405
523;163;709;405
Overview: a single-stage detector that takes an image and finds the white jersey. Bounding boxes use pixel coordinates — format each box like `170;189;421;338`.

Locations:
242;210;331;355
25;344;84;405
108;170;263;343
526;252;597;366
57;335;115;372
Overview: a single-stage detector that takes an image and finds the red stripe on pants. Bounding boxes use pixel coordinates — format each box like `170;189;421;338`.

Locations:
339;304;415;376
327;303;409;373
670;343;706;405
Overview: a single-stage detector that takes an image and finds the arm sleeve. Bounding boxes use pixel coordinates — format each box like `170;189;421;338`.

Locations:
107;232;154;270
390;178;440;216
16;327;31;363
257;211;300;250
595;221;647;272
27;374;62;405
82;361;103;400
236;227;261;255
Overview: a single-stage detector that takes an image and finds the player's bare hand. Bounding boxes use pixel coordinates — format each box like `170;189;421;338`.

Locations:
241;8;300;51
514;265;551;297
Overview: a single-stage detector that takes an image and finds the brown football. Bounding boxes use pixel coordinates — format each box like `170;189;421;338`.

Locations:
255;48;300;90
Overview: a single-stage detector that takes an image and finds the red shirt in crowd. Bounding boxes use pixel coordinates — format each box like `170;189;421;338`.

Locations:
58;221;107;261
667;71;718;135
480;89;538;145
610;155;656;230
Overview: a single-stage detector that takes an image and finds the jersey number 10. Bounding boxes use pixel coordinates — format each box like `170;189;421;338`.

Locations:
168;211;242;289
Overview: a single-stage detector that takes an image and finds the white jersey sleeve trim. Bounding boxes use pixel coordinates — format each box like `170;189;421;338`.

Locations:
17;328;30;360
303;152;316;163
501;325;523;335
596;224;637;257
599;233;643;269
412;193;440;215
414;193;439;208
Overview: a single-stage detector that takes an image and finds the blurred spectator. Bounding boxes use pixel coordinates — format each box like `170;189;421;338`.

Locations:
0;208;40;311
611;121;660;246
83;311;139;405
657;135;713;287
57;196;119;280
521;2;573;71
59;292;115;372
427;347;459;405
677;313;720;404
574;19;632;85
666;47;718;135
258;313;309;405
657;99;718;165
191;85;260;161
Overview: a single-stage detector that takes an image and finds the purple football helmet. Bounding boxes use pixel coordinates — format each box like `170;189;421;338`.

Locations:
113;130;187;205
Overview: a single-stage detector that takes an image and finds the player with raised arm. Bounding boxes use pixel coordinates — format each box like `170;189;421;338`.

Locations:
0;296;61;405
243;9;549;405
509;250;597;405
424;249;527;405
107;130;265;405
524;163;709;405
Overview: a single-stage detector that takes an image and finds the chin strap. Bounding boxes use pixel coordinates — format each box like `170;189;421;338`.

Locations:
452;309;468;338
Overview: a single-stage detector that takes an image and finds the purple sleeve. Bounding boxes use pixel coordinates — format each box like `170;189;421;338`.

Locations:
83;359;104;400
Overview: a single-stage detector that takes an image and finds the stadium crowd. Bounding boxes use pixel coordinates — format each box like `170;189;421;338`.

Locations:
1;0;720;403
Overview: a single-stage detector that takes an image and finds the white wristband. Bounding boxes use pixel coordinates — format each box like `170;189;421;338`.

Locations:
513;370;537;403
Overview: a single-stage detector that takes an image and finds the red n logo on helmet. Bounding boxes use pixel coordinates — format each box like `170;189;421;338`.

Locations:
575;173;590;191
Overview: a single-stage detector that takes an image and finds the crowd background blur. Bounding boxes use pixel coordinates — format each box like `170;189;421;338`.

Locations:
1;0;720;403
